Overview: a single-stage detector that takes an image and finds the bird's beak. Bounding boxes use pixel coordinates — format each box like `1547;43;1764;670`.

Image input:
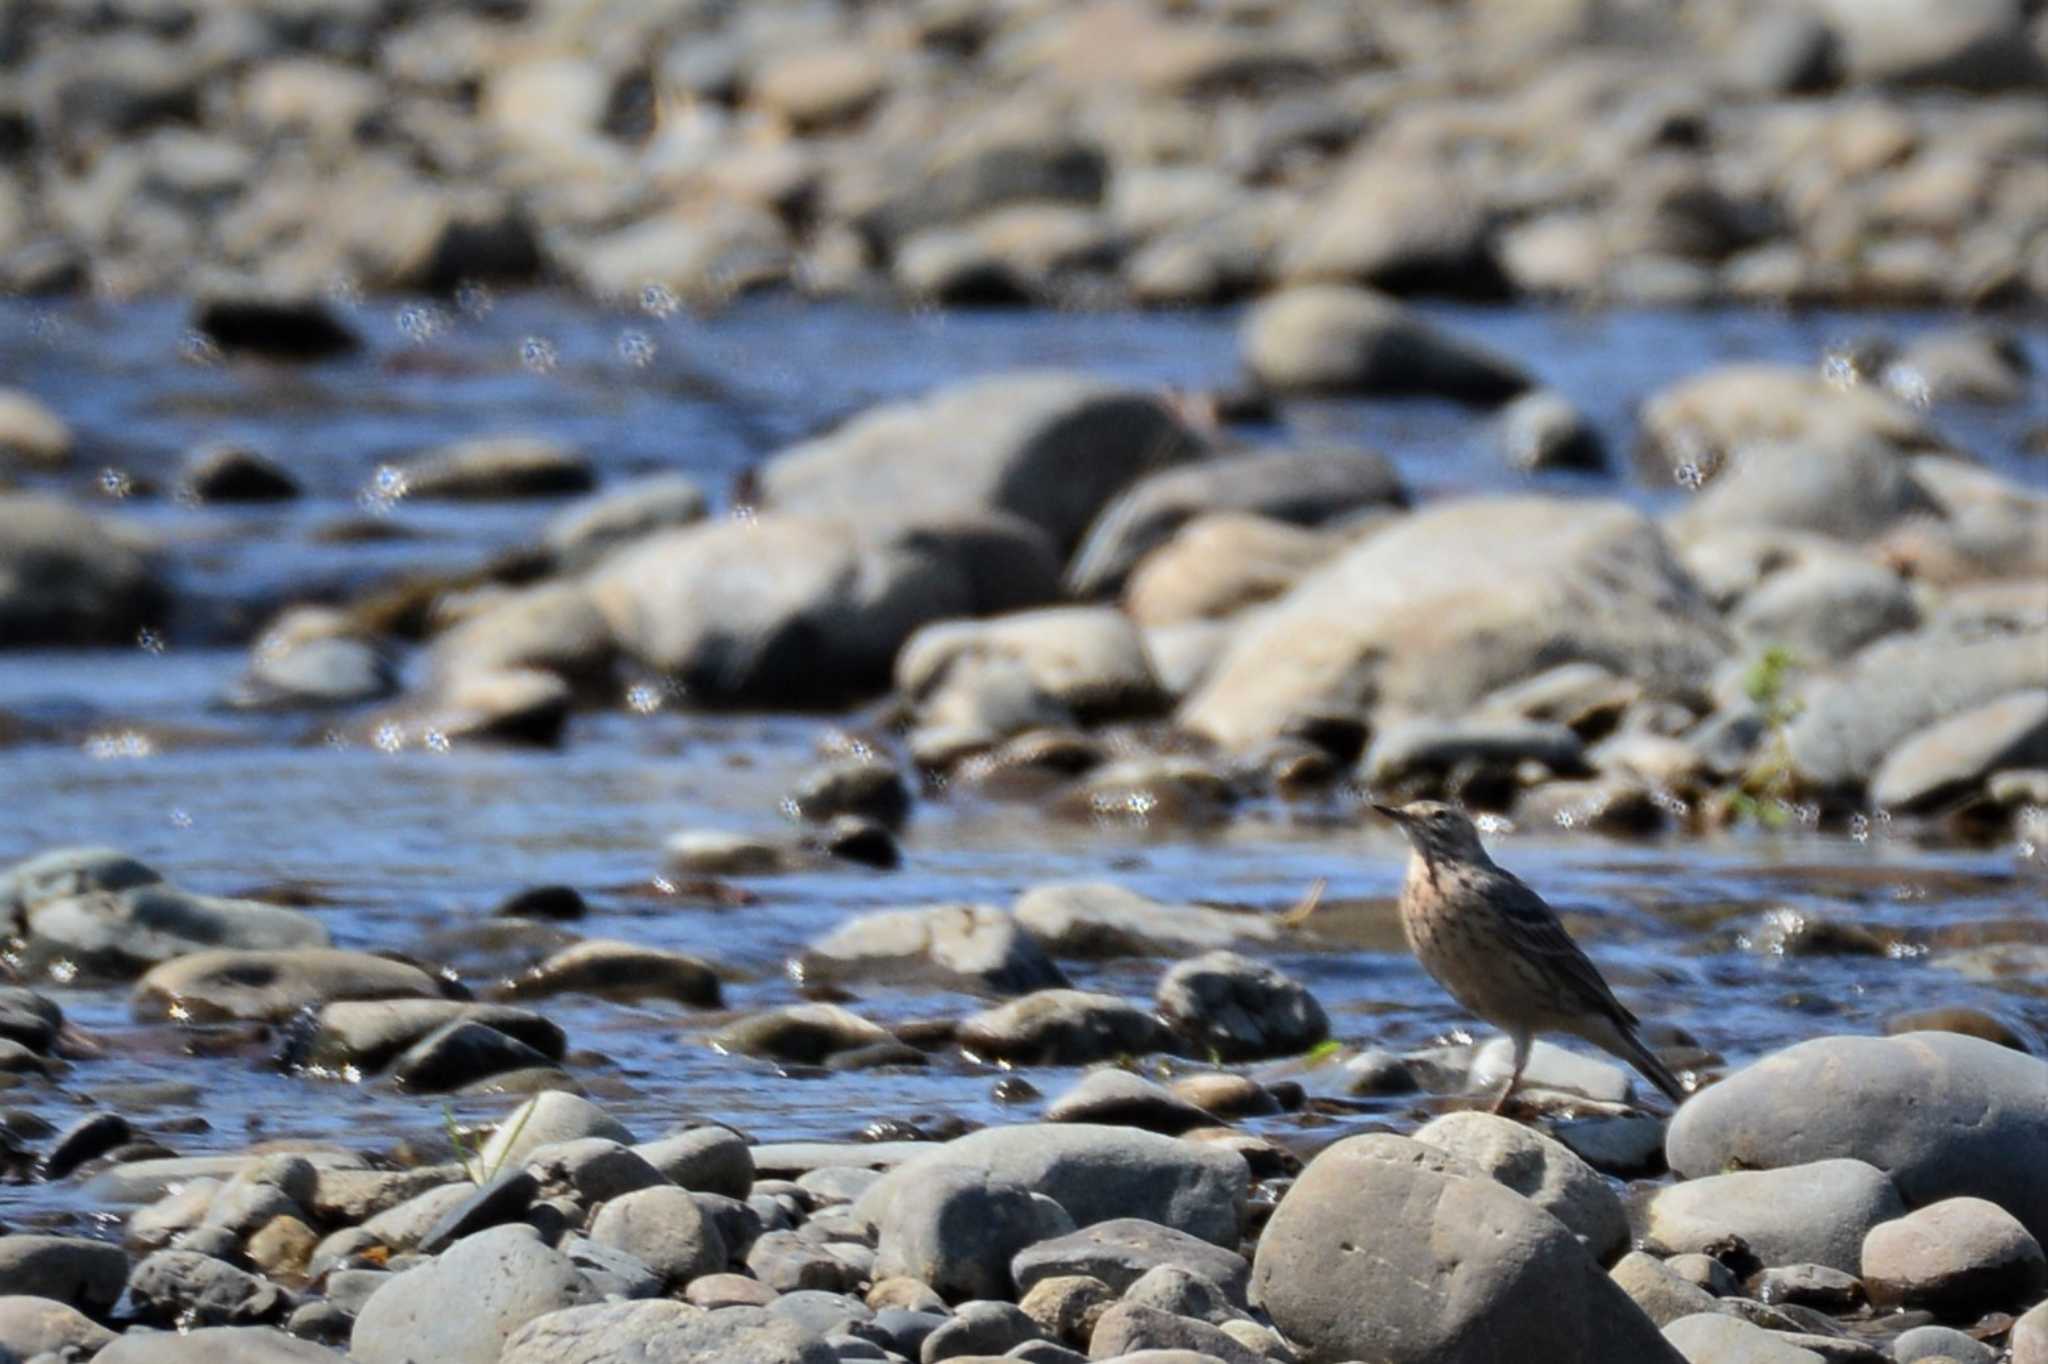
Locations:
1371;802;1406;823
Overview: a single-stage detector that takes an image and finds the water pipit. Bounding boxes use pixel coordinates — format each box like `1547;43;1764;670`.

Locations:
1377;799;1686;1112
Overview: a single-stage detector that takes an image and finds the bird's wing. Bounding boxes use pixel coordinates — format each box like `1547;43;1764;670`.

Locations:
1489;870;1640;1029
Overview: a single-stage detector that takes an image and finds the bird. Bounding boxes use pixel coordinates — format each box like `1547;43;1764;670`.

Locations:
1376;799;1686;1113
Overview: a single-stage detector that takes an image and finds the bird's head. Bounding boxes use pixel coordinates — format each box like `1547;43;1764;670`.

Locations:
1372;799;1492;865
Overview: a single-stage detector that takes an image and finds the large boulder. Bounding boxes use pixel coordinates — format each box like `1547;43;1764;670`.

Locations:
1012;881;1279;958
795;903;1068;995
1252;1134;1683;1364
22;885;330;981
1066;447;1405;597
1665;1033;2048;1245
1813;0;2048;90
1643;1160;1905;1274
896;606;1167;724
1666;440;1944;543
1784;619;2048;794
854;1124;1249;1248
758;372;1205;555
94;1326;347;1363
1123;514;1347;628
0;496;167;647
1870;689;2048;813
1412;1112;1631;1264
871;1165;1072;1301
1241;285;1530;402
1154;951;1328;1061
1635;365;1949;485
351;1225;598;1364
1274;154;1505;297
1181;497;1727;749
133;949;439;1022
587;511;1059;706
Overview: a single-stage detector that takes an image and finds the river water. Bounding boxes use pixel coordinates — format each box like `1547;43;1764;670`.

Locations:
2;293;2043;1225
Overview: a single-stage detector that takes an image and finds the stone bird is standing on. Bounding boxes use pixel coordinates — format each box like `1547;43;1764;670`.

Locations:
1378;800;1687;1112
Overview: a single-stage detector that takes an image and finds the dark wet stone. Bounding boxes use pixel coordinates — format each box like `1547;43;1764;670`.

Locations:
817;814;901;869
181;445;301;502
193;296;359;361
127;1249;290;1327
414;1169;539;1256
494;885;587;920
0;987;63;1053
391;1019;557;1092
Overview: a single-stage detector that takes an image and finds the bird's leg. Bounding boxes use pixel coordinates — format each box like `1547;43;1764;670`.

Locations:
1489;1032;1532;1115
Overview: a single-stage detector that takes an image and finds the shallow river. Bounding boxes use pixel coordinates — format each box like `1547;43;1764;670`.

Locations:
1;294;2043;1227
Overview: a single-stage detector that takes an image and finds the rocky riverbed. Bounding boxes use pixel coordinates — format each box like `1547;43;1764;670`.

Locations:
4;0;2048;1360
2;287;2044;1361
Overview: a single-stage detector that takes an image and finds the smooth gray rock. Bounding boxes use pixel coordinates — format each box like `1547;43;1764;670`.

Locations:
1414;1112;1631;1264
93;1325;349;1363
874;1165;1072;1302
1043;1070;1213;1136
1870;689;2048;813
798;904;1069;996
1121;1264;1240;1325
1729;557;1920;664
0;1294;117;1358
1154;950;1327;1061
1181;496;1727;750
306;999;564;1074
1497;389;1605;472
523;1138;666;1205
1645;1160;1905;1274
499;1299;834;1364
1892;1323;1996;1364
1012;1220;1250;1305
760;372;1205;556
1011;882;1278;960
587;1185;728;1289
25;891;329;982
634;1125;753;1198
131;948;432;1022
856;1126;1248;1249
588;510;1061;707
557;1232;663;1300
0;1236;129;1315
1785;626;2048;793
228;632;394;711
1665;1033;2048;1246
1610;1252;1721;1327
1087;1302;1260;1363
1241;284;1530;402
897;607;1166;726
0;495;167;647
491;937;721;1007
712;1003;897;1065
957;990;1169;1065
1661;1311;1823;1363
544;473;708;569
1252;1133;1683;1364
1066;447;1405;596
476;1092;635;1175
918;1299;1041;1362
126;1250;287;1328
351;1224;597;1364
1861;1196;2047;1317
